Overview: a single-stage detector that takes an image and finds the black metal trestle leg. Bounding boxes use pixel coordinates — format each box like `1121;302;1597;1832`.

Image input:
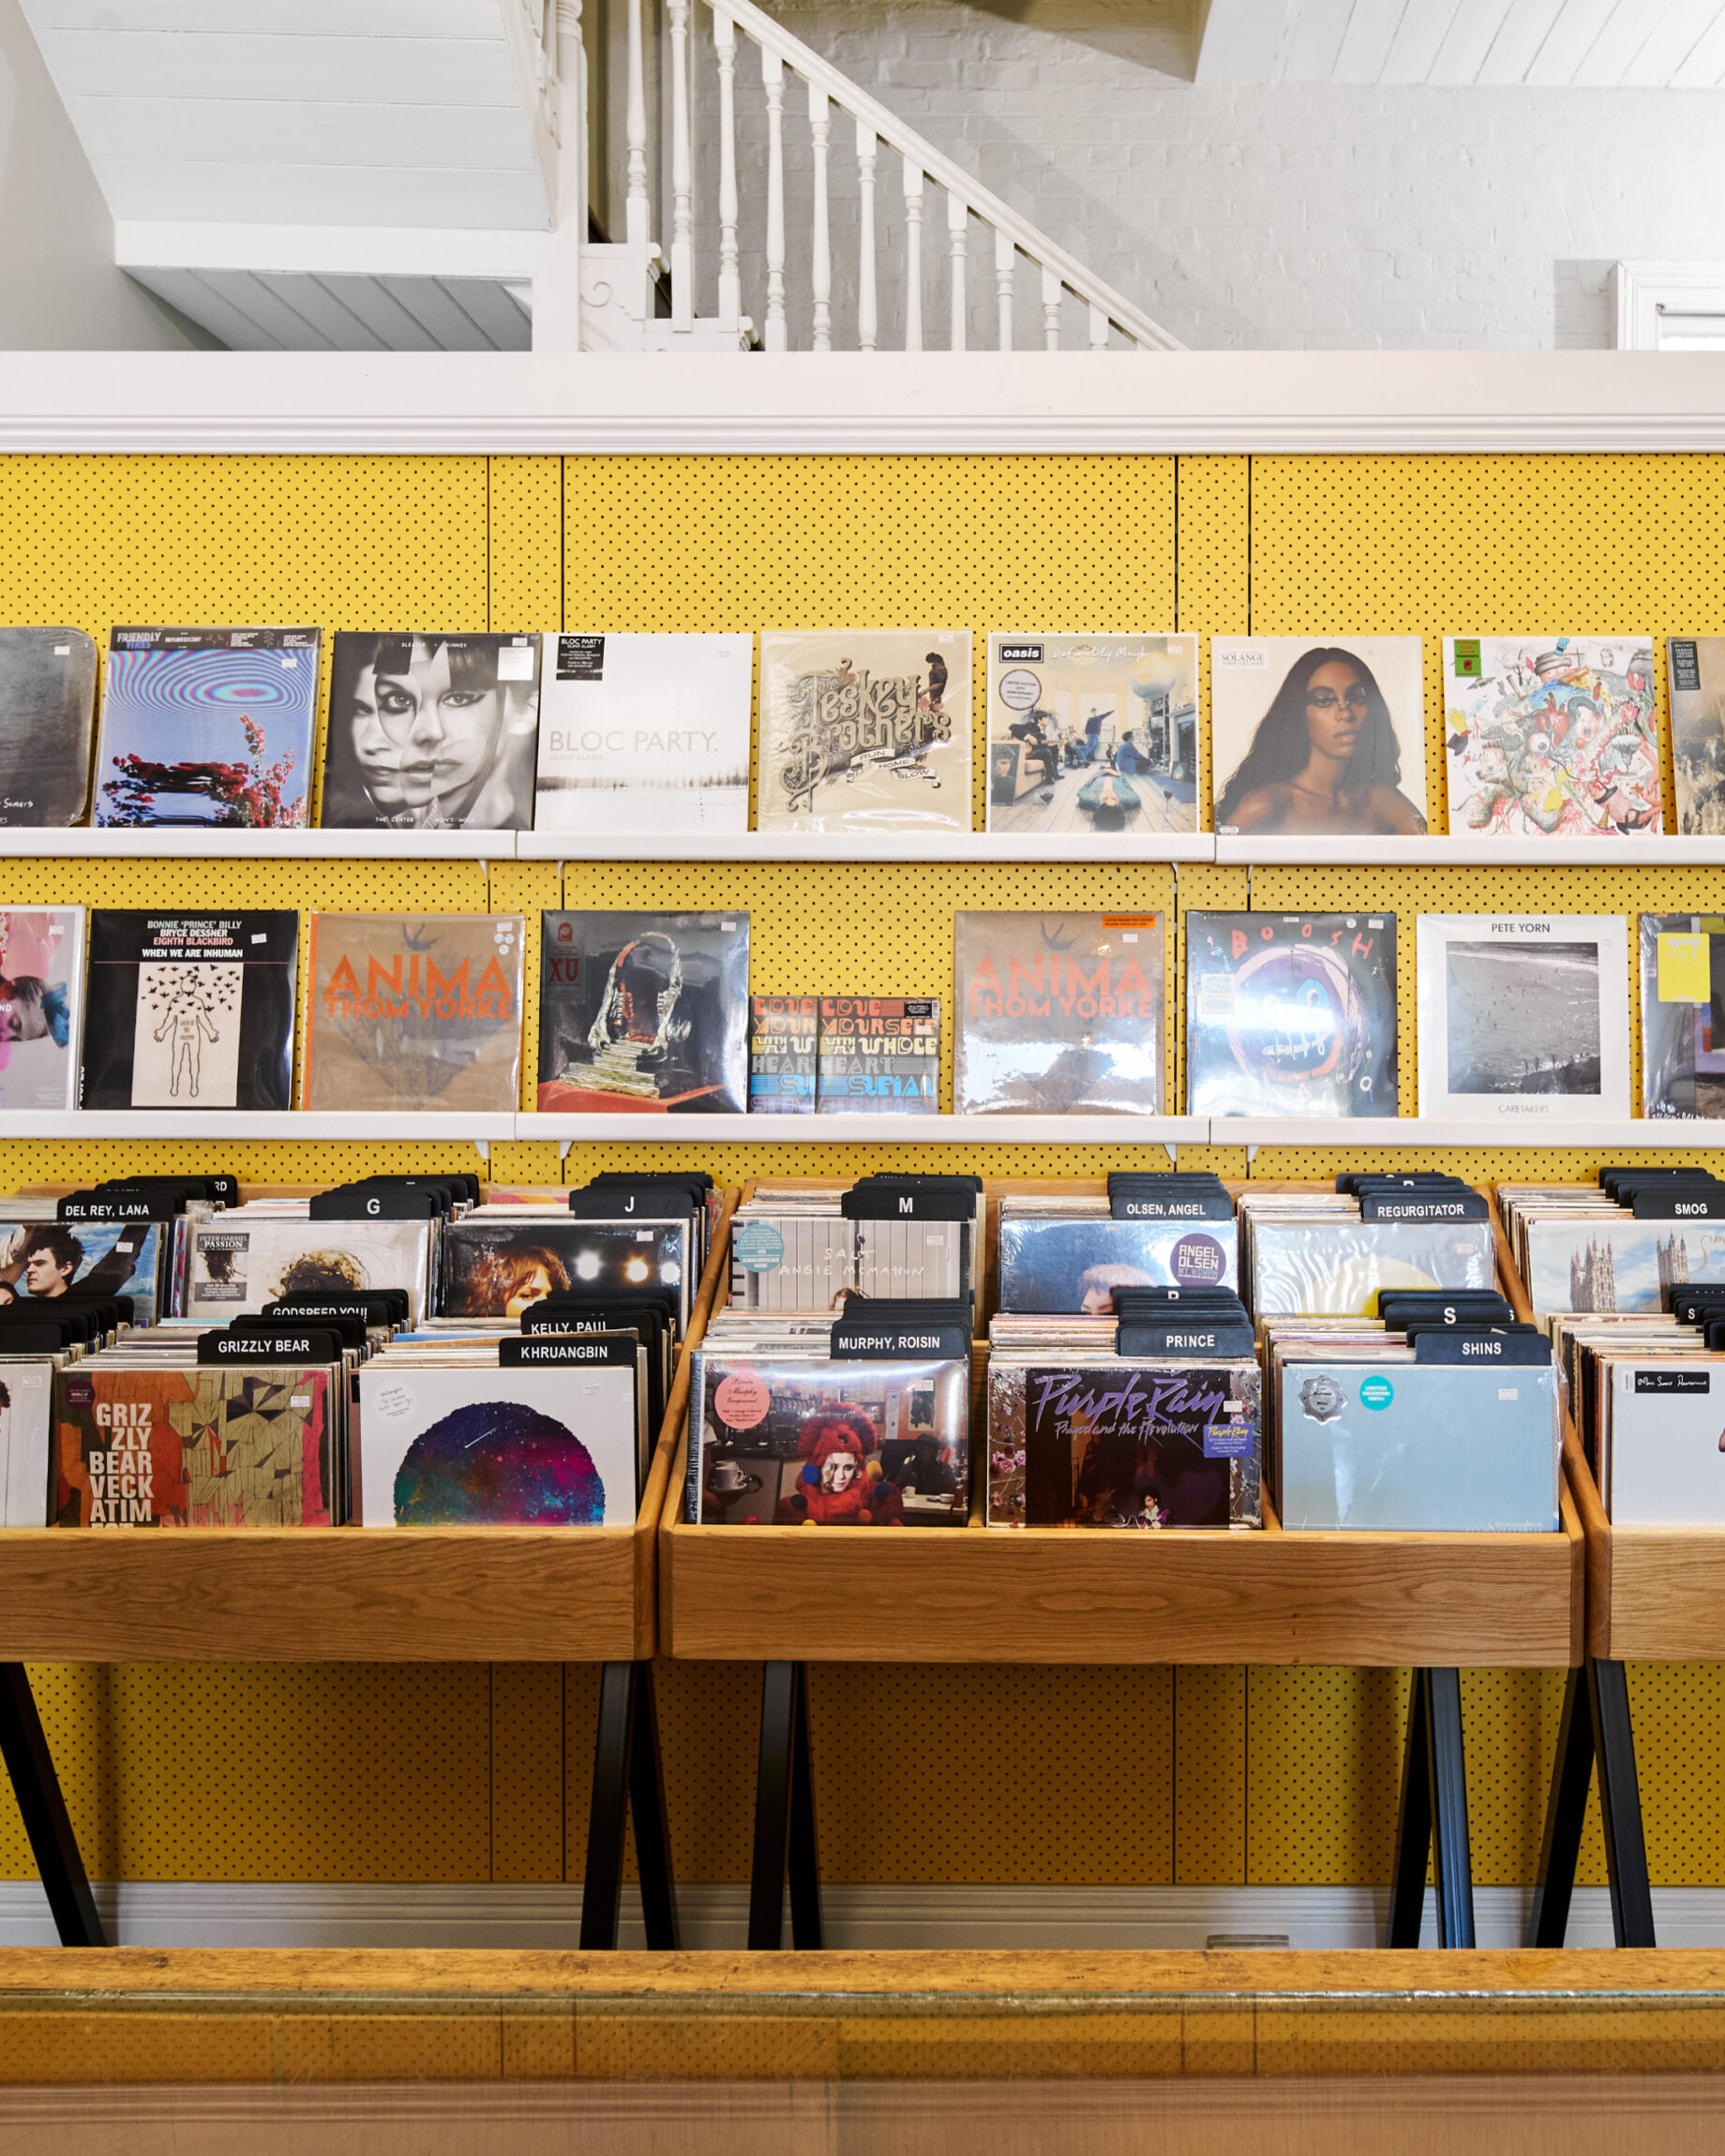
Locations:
0;1665;103;1947
578;1660;680;1951
1385;1669;1475;1948
1528;1665;1594;1947
1526;1659;1655;1949
749;1661;822;1950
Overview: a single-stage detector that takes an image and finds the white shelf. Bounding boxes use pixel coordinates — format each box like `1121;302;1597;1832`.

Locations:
1219;1116;1725;1151
516;831;1215;863
0;1112;517;1141
0;828;513;861
1213;833;1704;867
518;1112;1210;1147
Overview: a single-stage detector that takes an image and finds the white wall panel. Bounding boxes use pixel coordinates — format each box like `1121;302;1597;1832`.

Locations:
41;30;520;107
89;159;549;228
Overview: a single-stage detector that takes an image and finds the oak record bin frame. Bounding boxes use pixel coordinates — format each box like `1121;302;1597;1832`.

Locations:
659;1176;1583;1952
0;1188;741;1960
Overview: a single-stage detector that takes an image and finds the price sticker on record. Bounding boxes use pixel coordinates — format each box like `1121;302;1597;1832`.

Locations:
713;1371;770;1430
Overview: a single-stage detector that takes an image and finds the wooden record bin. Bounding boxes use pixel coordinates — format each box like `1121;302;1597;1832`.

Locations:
0;1190;740;1667
657;1179;1583;1670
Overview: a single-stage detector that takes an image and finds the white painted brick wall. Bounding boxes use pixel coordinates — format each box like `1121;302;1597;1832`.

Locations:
628;0;1725;350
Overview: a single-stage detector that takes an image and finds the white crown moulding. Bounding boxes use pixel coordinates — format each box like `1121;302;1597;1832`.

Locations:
0;829;511;861
1210;834;1725;867
3;350;1725;454
1222;1117;1725;1151
0;1112;518;1141
517;1112;1210;1147
516;831;1216;863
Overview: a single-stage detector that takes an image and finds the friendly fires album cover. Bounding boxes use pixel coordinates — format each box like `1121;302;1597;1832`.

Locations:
80;909;298;1112
1415;913;1629;1120
984;635;1197;839
1184;911;1398;1119
0;629;98;826
94;628;321;829
0;908;82;1111
302;913;525;1114
954;910;1164;1115
1208;636;1427;837
1443;636;1658;839
533;633;752;833
320;633;541;831
537;909;750;1113
758;631;971;833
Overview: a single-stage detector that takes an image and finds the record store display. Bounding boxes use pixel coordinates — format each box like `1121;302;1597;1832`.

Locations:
320;633;542;831
94;627;321;829
816;996;938;1113
1185;911;1398;1119
996;1199;1238;1311
0;628;99;826
1640;913;1725;1119
1670;636;1725;835
0;907;82;1111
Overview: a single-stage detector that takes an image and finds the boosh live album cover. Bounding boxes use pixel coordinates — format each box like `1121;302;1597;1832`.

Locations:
537;909;750;1113
954;910;1163;1115
94;627;320;829
321;633;541;831
0;628;98;826
0;908;82;1111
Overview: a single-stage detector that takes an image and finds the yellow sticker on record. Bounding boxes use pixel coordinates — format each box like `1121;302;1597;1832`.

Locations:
1658;932;1711;1004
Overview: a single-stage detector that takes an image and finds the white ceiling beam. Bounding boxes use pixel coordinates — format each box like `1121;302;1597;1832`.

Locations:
93;161;549;228
1192;0;1292;82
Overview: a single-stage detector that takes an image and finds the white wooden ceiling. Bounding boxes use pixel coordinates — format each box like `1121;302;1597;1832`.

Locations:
1197;0;1725;85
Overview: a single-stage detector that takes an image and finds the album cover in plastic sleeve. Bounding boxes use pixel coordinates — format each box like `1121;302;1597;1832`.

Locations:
81;909;297;1111
52;1365;338;1528
1445;636;1658;838
983;634;1197;838
1249;1219;1496;1316
758;631;971;833
997;1217;1238;1311
689;1353;969;1525
321;633;541;831
1640;913;1725;1118
728;1214;968;1310
748;995;818;1114
534;633;751;833
0;1214;164;1321
303;913;523;1113
817;996;938;1113
1606;1359;1725;1524
439;1215;690;1324
537;909;749;1113
0;907;82;1110
1416;912;1629;1119
356;1365;637;1528
1522;1216;1725;1314
179;1216;436;1325
1279;1360;1557;1531
1209;636;1426;836
954;910;1163;1115
94;627;320;829
0;1360;54;1526
1670;637;1725;834
1185;911;1398;1118
0;628;98;826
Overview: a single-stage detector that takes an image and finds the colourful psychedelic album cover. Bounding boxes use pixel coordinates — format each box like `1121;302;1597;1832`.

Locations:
52;1365;337;1529
438;1215;690;1324
80;909;298;1112
303;912;524;1114
178;1215;436;1325
0;1215;164;1321
321;633;541;831
984;634;1197;838
1669;637;1725;833
0;907;82;1111
1640;913;1725;1118
1209;636;1426;837
1443;636;1658;838
537;909;750;1113
0;1360;54;1527
94;627;320;829
758;631;972;833
0;628;99;826
1184;911;1398;1119
356;1365;638;1528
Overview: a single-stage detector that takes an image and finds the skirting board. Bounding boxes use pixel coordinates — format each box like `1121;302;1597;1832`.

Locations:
0;1880;1719;1952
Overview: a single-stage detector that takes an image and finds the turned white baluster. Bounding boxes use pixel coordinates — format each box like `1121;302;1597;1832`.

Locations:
1088;300;1108;351
667;0;693;330
947;187;967;352
994;225;1013;351
713;8;741;336
902;157;923;352
1041;264;1062;349
762;47;787;352
808;77;831;352
856;116;878;353
624;0;648;251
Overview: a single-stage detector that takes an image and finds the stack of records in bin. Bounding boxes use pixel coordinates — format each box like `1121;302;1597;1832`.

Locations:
995;1171;1238;1313
170;1184;448;1327
1264;1283;1559;1533
1238;1173;1498;1318
727;1174;982;1312
1501;1165;1725;1316
986;1239;1260;1530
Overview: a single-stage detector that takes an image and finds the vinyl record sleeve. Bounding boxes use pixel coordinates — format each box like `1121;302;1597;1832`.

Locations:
438;1215;690;1326
303;913;524;1113
1184;911;1398;1119
178;1216;436;1325
1639;913;1725;1118
816;996;938;1113
533;633;752;833
1209;636;1426;836
1249;1219;1497;1316
1522;1216;1725;1314
748;995;818;1114
94;627;320;829
321;633;541;831
80;909;297;1111
0;1361;55;1526
0;908;82;1111
758;631;971;833
1444;636;1659;838
355;1365;637;1528
997;1217;1238;1311
1279;1360;1558;1531
52;1364;337;1528
537;909;750;1114
0;628;98;826
728;1213;968;1310
1670;637;1725;834
954;911;1163;1115
0;1216;165;1320
1415;913;1629;1119
1605;1359;1725;1523
983;634;1197;838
